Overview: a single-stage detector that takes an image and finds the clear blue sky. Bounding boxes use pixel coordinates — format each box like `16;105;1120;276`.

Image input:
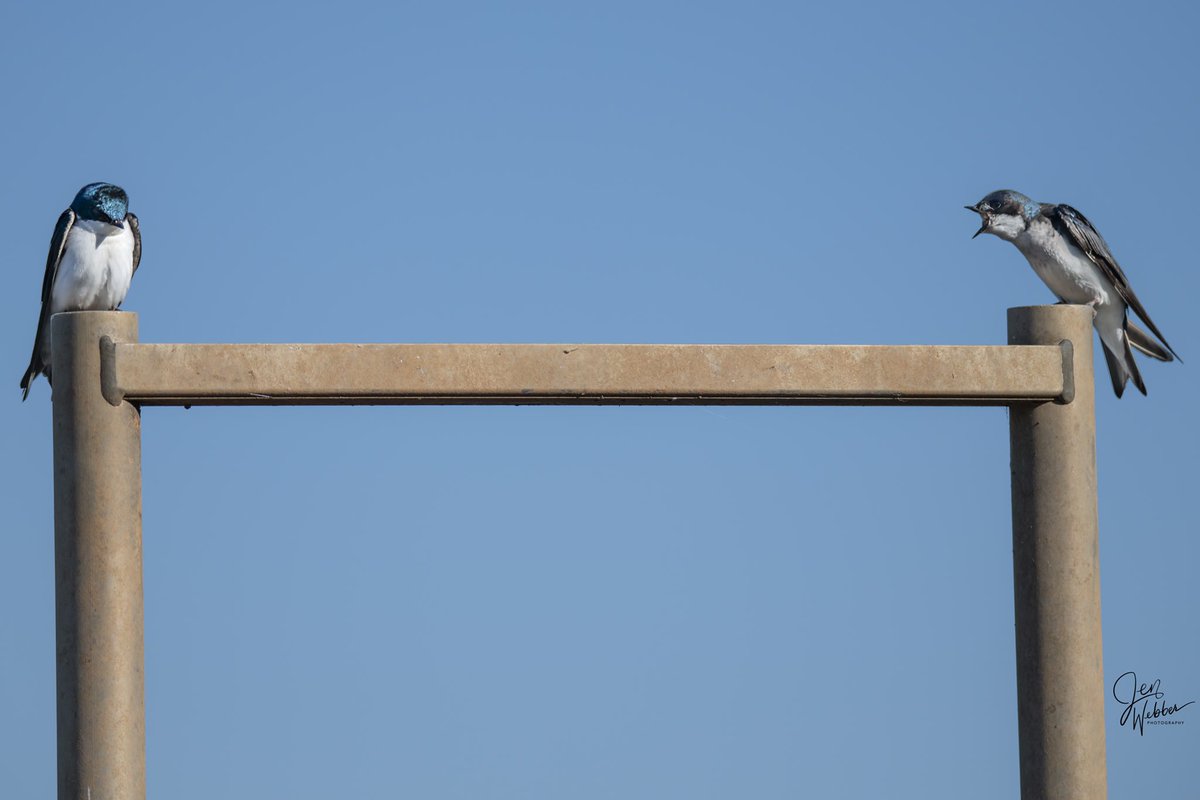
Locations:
2;2;1197;797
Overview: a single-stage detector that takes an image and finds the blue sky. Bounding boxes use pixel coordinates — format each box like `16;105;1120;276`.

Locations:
2;2;1197;797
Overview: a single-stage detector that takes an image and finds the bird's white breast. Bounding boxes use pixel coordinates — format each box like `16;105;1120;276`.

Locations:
1014;217;1112;307
50;218;136;313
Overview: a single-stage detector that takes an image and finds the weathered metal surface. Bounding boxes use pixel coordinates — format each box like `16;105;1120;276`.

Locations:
102;341;1069;406
52;312;145;799
1008;305;1106;800
46;308;1103;799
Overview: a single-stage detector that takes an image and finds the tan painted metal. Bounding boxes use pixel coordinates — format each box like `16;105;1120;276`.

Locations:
47;308;1106;798
101;341;1070;406
1008;304;1106;800
51;312;145;800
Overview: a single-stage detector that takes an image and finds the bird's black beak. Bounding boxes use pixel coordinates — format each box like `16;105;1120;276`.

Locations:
965;204;987;239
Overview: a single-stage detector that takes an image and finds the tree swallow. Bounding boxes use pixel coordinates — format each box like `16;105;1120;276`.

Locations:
20;182;142;400
966;190;1179;397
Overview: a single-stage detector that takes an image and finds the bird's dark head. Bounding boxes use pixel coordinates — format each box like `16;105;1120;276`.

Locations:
71;182;129;228
965;189;1038;242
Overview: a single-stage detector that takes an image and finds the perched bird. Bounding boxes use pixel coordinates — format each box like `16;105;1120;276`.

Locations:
20;183;141;400
966;190;1178;397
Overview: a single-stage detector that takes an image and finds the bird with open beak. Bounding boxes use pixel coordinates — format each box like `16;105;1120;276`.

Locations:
966;189;1178;397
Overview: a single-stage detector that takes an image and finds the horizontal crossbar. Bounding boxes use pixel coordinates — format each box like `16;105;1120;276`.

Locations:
99;341;1073;407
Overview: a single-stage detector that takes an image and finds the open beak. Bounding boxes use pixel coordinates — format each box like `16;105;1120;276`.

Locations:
965;205;987;239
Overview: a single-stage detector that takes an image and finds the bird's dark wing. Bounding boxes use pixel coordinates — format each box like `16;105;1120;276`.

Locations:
40;209;74;304
1049;204;1181;361
20;208;76;399
128;212;141;275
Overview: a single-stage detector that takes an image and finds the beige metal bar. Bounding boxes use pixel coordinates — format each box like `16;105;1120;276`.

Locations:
46;308;1104;799
101;341;1070;406
1008;305;1105;800
51;312;146;799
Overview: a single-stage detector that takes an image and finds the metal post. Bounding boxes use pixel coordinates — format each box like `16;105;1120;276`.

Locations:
1008;305;1105;800
52;311;145;800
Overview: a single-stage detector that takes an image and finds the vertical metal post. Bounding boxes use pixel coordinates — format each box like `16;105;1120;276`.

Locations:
52;311;145;800
1008;305;1105;800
